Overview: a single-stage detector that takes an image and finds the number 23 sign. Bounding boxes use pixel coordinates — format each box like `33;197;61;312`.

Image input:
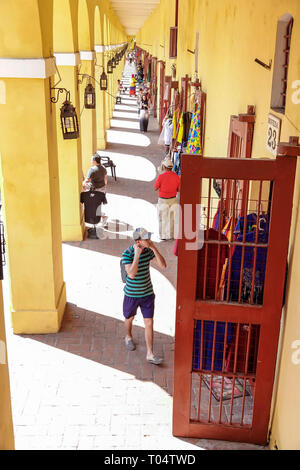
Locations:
266;114;281;156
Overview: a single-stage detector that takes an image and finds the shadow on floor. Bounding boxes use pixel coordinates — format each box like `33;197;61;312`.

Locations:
20;302;267;450
21;303;174;394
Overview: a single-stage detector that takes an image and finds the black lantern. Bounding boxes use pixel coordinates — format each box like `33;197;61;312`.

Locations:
100;71;108;91
107;59;113;74
84;82;96;109
116;96;121;105
111;57;116;69
115;53;120;65
60;99;80;140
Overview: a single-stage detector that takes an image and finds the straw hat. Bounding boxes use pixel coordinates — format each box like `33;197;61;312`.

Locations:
162;157;173;169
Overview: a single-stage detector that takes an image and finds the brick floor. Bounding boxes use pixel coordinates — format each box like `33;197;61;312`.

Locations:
3;68;267;450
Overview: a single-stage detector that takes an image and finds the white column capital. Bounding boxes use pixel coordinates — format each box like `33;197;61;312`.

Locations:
54;52;80;66
79;51;96;61
95;45;105;53
0;57;56;79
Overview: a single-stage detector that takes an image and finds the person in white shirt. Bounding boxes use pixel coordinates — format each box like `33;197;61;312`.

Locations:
162;111;173;154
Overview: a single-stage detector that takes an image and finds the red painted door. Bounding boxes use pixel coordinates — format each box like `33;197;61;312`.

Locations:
173;138;299;444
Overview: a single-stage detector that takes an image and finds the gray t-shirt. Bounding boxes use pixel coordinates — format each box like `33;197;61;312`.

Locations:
87;165;107;189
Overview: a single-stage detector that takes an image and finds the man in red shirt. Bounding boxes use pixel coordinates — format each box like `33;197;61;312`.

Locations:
154;158;180;240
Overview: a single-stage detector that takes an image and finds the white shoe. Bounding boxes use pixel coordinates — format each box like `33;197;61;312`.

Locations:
100;216;108;227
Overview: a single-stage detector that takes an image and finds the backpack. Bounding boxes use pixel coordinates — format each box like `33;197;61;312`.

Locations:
120;248;131;283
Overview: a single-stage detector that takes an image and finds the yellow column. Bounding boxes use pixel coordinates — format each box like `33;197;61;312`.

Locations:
95;49;107;150
0;283;14;449
110;64;114;120
0;68;66;334
54;54;85;242
105;53;112;130
79;52;97;177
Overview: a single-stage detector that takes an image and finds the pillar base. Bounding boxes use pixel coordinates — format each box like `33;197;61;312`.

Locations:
11;282;67;334
61;218;85;242
97;136;107;150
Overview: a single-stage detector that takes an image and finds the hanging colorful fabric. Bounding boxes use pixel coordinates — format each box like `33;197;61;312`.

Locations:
186;107;202;154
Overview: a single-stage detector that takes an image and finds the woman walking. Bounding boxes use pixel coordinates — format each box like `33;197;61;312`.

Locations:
139;94;149;133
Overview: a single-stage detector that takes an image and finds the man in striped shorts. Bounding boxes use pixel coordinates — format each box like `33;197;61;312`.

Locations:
122;228;167;365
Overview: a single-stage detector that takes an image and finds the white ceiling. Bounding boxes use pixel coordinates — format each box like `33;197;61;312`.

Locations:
110;0;160;35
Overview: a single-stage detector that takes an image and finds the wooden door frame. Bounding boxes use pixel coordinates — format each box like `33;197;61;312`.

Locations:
228;105;256;159
158;60;165;130
226;105;256;218
152;57;158;118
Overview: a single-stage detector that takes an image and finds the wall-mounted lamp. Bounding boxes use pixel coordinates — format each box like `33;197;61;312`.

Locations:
84;82;96;109
51;88;79;140
100;71;108;91
107;59;113;74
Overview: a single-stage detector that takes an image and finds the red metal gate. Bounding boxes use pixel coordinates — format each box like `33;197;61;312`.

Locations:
173;137;300;444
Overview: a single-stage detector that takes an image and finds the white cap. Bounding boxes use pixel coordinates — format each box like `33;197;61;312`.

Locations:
162;157;173;168
133;227;152;241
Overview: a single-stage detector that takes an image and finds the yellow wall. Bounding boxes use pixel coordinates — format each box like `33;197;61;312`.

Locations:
0;282;14;450
137;0;300;450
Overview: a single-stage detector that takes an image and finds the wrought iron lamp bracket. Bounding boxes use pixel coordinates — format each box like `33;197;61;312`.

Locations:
50;87;70;104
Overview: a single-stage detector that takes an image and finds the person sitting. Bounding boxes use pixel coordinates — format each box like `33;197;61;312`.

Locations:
83;154;108;226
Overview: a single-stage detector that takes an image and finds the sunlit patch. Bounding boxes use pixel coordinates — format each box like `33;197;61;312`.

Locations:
106;129;150;147
115;104;137;112
62;244;176;336
97;150;157;181
110;119;139;130
113;111;139;120
102;194;159;238
120;99;138;106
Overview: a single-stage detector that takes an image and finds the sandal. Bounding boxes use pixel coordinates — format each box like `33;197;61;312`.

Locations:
125;337;136;351
147;356;163;365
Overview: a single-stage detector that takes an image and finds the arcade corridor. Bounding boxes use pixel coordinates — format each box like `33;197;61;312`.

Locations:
2;75;265;450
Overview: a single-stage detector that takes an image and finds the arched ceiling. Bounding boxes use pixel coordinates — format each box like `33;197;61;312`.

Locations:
109;0;160;36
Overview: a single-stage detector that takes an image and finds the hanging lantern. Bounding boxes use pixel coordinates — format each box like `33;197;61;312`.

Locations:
60;99;79;140
100;71;108;91
84;82;96;109
111;57;116;69
116;96;121;105
107;59;113;74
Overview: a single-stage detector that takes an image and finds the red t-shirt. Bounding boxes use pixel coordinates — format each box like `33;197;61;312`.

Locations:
154;171;181;198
